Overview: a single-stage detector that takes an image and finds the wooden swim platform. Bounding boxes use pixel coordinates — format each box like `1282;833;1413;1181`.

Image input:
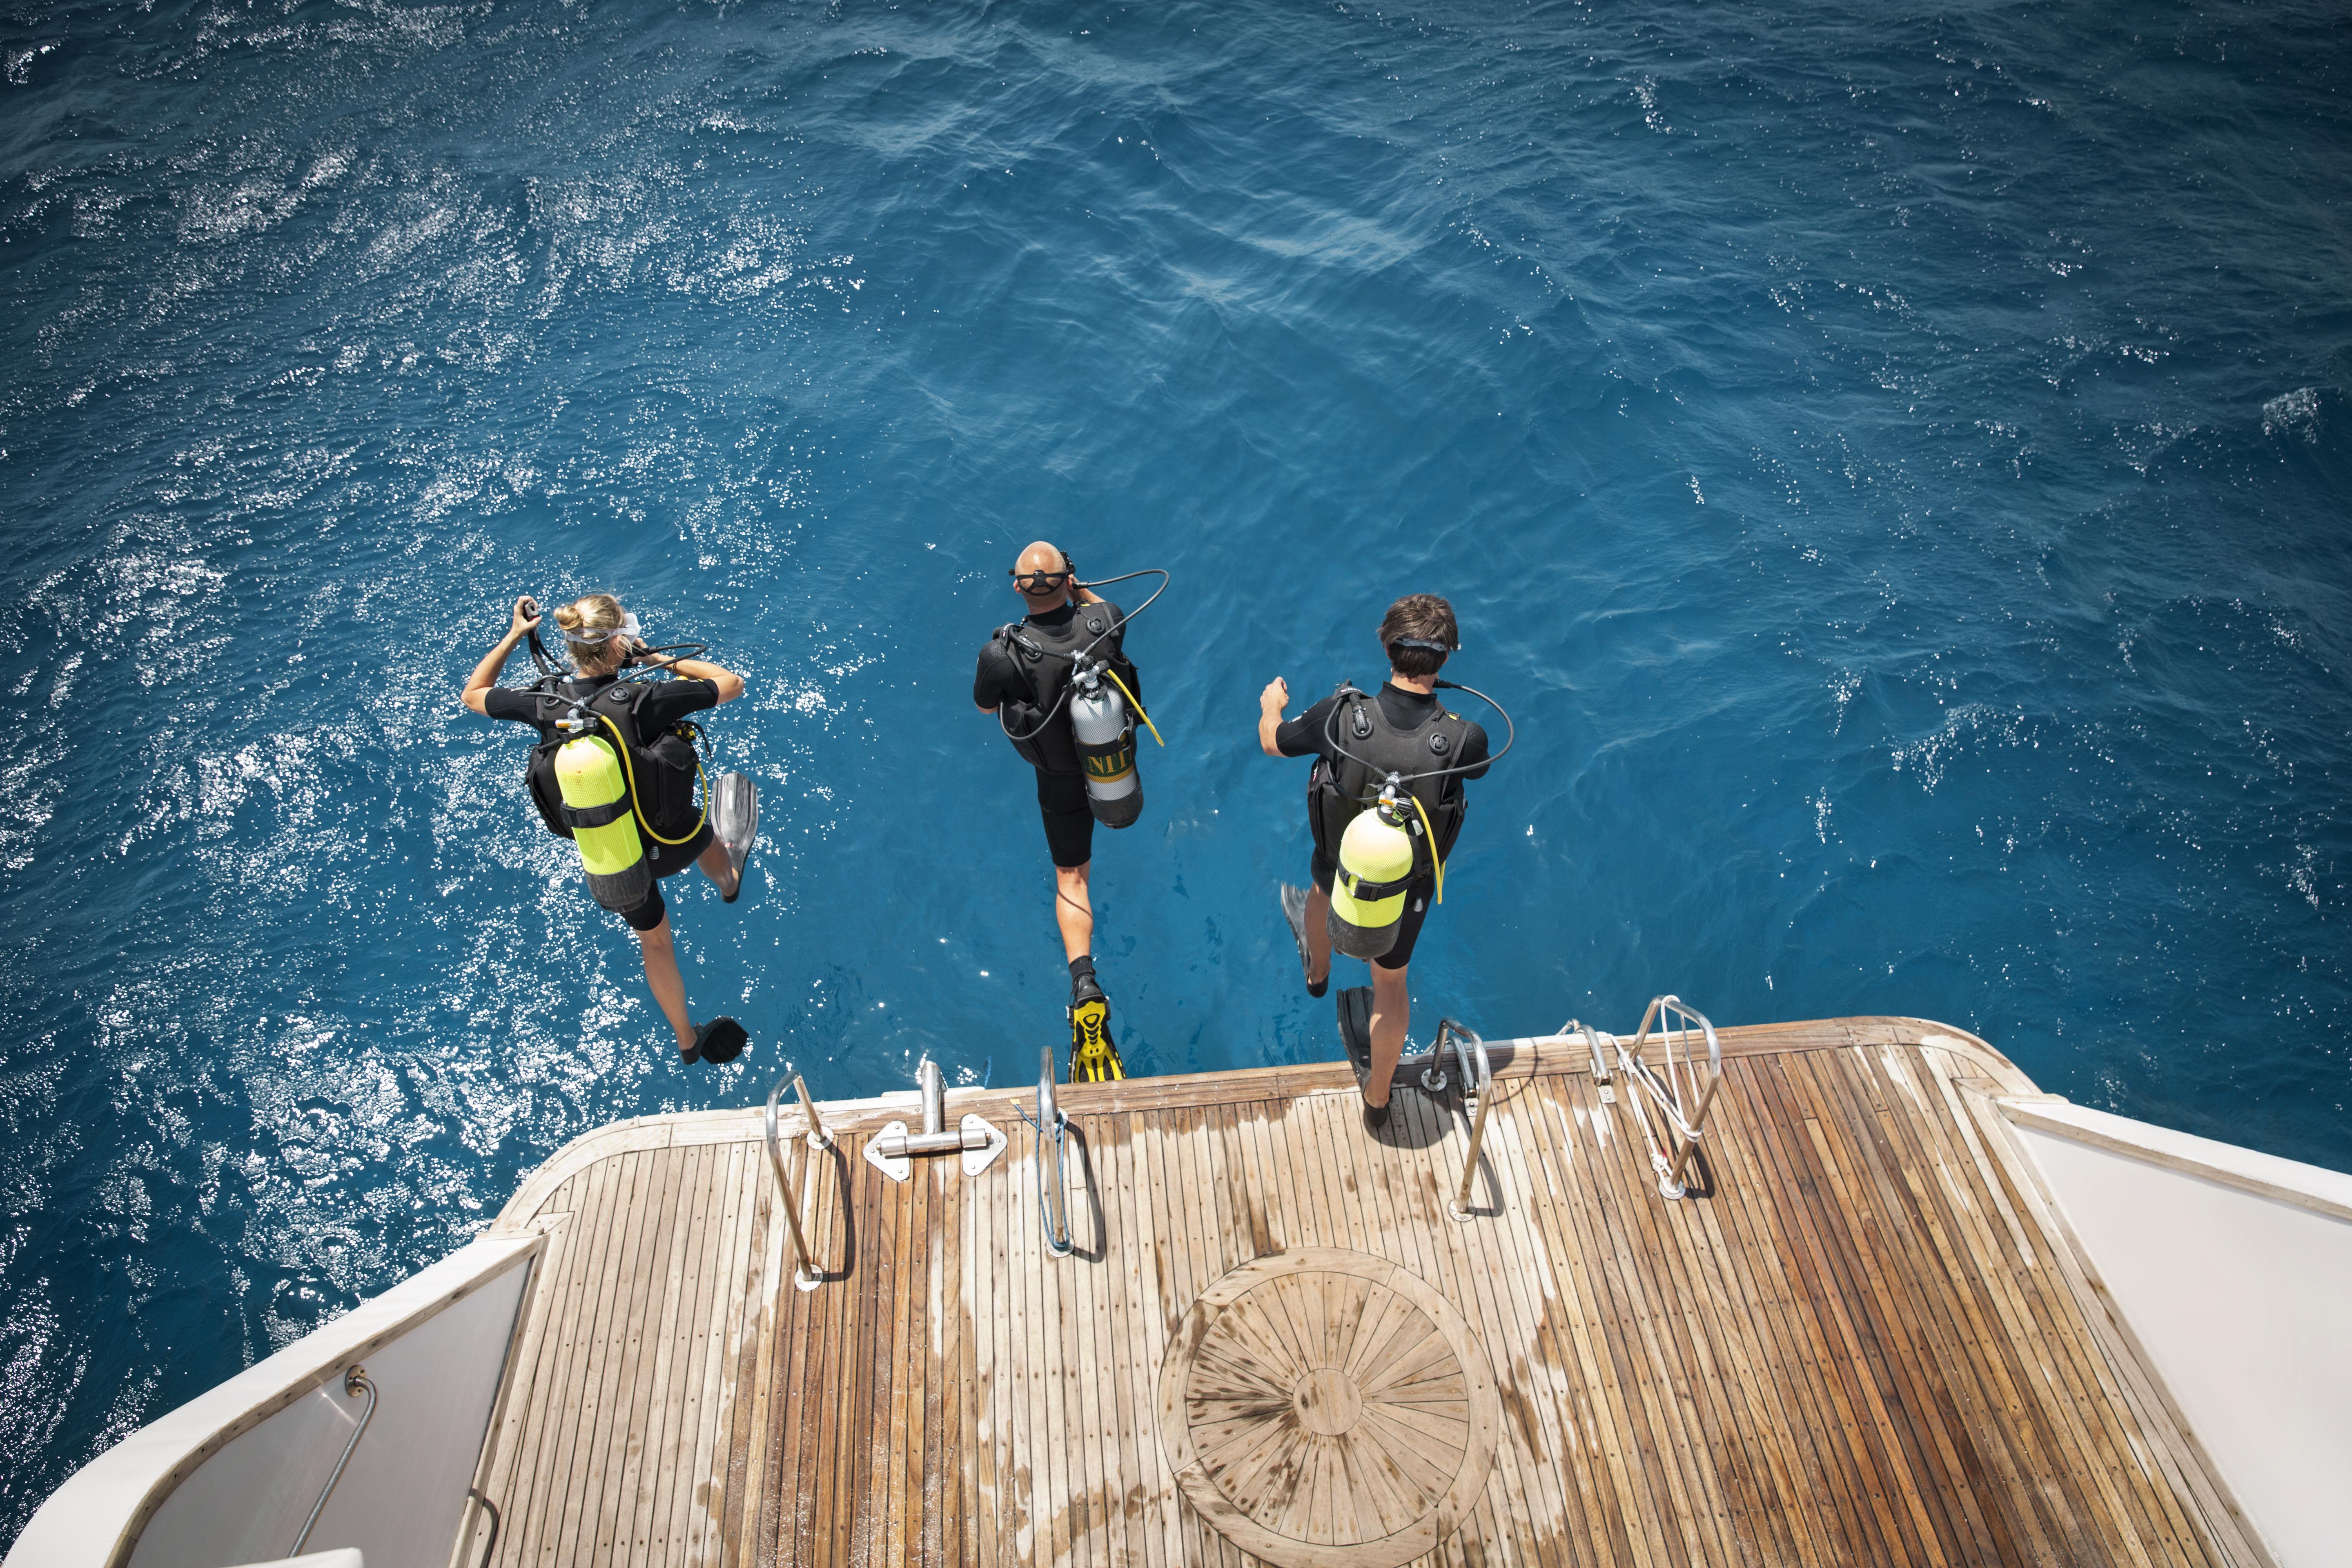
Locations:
457;1016;2270;1566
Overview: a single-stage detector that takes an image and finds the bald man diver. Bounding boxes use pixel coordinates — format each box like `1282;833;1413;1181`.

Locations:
973;541;1147;1080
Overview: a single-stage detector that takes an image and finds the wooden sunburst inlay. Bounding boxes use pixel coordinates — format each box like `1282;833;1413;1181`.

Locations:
1157;1249;1499;1567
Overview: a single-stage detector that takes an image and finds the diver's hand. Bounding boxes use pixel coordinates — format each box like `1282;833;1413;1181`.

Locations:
466;598;539;713
1260;677;1289;714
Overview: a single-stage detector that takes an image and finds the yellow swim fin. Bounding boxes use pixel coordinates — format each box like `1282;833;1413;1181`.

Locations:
1068;978;1125;1082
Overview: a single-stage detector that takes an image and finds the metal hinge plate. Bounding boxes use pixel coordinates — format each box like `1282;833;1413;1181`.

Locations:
961;1114;1008;1176
865;1123;912;1183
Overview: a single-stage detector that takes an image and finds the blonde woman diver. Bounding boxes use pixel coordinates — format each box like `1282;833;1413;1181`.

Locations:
462;593;757;1064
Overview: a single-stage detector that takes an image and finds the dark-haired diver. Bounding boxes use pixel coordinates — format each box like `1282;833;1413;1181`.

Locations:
462;594;759;1065
1257;593;1506;1128
973;542;1165;1081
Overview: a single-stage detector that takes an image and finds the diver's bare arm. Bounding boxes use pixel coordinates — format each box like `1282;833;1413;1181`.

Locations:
461;597;540;715
1257;677;1290;757
661;656;746;705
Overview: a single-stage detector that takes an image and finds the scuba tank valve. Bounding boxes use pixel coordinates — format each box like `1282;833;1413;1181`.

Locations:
1068;660;1143;829
556;733;654;914
1328;782;1419;959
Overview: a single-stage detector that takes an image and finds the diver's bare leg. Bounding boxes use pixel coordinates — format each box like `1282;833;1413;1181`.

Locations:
695;837;738;899
1365;961;1410;1109
636;915;697;1055
1054;862;1094;965
1303;882;1334;990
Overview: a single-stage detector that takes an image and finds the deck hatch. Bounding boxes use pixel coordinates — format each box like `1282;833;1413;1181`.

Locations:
1156;1247;1499;1566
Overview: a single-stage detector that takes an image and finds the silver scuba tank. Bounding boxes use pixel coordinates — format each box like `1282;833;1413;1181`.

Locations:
1069;668;1142;828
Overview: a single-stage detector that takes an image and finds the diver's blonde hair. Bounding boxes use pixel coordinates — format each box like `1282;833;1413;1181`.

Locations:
555;593;628;674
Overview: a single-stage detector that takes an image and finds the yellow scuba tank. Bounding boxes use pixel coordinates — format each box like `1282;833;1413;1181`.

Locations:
1327;793;1418;959
557;735;653;913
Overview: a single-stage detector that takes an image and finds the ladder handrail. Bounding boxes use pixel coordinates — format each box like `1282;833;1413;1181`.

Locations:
287;1365;375;1556
1619;995;1722;1198
763;1072;833;1291
1439;1019;1494;1222
1037;1049;1074;1257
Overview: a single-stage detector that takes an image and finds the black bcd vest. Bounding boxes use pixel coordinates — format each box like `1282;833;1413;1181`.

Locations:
521;678;702;842
994;604;1139;777
1307;683;1470;875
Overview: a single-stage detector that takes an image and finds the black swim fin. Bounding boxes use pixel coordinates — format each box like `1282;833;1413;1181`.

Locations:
690;1016;748;1065
1069;975;1125;1082
1280;884;1329;998
1336;986;1374;1088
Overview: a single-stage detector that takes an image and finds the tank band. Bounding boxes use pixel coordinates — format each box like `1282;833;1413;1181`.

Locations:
562;799;633;830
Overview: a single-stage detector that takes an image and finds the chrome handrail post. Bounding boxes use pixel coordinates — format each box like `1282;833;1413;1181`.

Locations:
288;1364;376;1556
764;1074;825;1291
1664;1002;1723;1190
1573;1019;1612;1084
1038;1048;1074;1257
790;1073;835;1149
1440;1020;1495;1222
1619;1001;1681;1196
1628;994;1667;1066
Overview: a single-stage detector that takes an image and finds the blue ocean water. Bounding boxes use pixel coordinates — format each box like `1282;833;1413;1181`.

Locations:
3;0;2348;1535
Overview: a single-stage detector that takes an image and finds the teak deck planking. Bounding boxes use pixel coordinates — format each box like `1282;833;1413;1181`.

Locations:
456;1018;2268;1567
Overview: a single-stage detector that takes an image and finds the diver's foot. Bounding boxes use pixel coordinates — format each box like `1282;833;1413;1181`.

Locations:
718;866;744;904
1280;884;1330;998
1361;1096;1392;1132
678;1033;702;1064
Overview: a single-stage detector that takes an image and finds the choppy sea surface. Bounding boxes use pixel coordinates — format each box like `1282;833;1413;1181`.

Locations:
2;0;2347;1535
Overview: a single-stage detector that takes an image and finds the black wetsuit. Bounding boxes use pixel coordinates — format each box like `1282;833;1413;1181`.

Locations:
1275;683;1490;969
486;677;718;931
973;599;1132;868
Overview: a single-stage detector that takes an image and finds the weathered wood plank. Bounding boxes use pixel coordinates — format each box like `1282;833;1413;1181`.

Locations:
524;1152;634;1564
